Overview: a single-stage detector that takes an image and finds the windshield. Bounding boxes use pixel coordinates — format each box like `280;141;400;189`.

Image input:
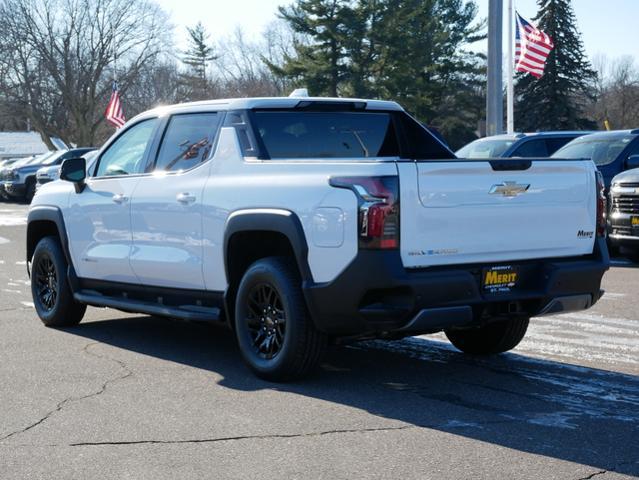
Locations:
40;150;68;166
14;151;55;168
552;134;636;166
456;138;515;158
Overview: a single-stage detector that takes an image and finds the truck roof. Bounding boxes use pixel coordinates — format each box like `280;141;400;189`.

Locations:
135;97;404;123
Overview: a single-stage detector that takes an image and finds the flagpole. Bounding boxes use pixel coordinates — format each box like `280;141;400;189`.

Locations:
506;0;514;134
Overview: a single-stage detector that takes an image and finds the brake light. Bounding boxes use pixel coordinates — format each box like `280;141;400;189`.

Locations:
329;176;399;249
596;170;606;237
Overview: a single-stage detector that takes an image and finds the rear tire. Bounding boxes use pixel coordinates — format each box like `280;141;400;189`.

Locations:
31;236;86;327
234;256;326;382
445;317;529;355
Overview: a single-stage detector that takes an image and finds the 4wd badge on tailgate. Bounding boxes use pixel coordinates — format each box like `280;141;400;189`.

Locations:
482;265;519;293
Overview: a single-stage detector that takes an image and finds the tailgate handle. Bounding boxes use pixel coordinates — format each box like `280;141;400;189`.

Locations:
489;160;532;171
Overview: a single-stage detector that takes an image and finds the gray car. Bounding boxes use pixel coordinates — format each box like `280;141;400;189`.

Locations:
608;167;639;259
36;150;99;189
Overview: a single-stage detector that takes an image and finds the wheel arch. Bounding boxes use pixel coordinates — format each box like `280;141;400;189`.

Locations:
223;209;312;323
26;206;73;275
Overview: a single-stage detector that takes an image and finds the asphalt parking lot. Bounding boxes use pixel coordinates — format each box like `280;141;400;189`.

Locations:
0;202;637;479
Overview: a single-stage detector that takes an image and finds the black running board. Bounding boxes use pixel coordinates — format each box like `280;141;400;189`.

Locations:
74;291;221;322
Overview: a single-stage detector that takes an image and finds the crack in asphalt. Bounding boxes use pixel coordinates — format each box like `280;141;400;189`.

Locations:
577;470;607;479
66;425;415;447
0;342;132;442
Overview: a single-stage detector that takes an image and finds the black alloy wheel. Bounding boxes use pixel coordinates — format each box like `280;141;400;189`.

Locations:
31;236;86;327
34;254;58;311
245;283;286;360
234;256;326;381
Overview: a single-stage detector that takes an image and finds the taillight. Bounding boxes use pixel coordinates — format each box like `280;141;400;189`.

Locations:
329;176;399;249
596;170;606;237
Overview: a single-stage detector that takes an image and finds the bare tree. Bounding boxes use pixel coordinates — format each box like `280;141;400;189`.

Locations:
213;23;295;97
590;55;639;130
0;0;172;146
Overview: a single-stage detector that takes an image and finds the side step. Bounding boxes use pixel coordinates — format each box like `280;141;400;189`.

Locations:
74;291;221;322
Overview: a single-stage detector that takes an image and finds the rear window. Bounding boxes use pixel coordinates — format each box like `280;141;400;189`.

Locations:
250;110;454;161
253;111;400;159
510;139;548;157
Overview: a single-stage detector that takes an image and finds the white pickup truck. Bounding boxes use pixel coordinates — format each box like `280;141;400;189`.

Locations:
26;96;609;381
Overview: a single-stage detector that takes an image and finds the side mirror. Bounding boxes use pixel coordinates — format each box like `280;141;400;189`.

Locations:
60;157;87;193
625;154;639;170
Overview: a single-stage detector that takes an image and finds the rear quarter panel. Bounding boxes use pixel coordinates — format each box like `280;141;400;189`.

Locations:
201;127;398;291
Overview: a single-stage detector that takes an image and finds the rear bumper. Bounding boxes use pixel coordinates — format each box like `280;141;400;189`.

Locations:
303;237;610;337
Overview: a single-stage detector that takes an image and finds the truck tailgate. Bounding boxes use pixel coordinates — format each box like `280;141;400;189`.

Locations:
397;159;597;268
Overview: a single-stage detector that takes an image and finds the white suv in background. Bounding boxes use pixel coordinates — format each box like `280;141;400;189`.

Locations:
27;96;609;381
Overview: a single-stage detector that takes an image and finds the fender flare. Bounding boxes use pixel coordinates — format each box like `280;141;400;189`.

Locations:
223;208;312;283
26;206;78;290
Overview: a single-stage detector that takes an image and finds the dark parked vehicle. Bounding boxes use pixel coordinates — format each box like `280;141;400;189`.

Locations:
4;147;95;202
0;153;54;200
551;129;639;189
608;168;639;258
456;131;591;159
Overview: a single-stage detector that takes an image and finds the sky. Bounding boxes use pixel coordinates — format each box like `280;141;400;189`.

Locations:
156;0;638;61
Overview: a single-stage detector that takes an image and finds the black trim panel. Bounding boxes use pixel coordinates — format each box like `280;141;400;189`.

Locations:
76;278;225;322
223;209;312;282
27;206;72;266
303;237;610;337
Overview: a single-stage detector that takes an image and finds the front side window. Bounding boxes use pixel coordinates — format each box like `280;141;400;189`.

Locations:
252;111;400;159
154;113;220;171
96;118;158;177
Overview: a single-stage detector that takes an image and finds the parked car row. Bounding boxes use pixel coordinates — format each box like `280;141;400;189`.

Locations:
457;129;639;259
0;147;96;203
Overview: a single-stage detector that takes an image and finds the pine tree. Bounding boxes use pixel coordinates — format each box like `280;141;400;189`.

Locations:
515;0;597;131
268;0;354;97
269;0;486;149
182;22;217;100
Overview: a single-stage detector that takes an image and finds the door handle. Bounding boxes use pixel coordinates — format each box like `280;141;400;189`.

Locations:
176;192;196;204
112;193;128;204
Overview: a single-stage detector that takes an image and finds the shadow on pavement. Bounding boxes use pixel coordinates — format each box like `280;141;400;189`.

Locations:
67;315;639;476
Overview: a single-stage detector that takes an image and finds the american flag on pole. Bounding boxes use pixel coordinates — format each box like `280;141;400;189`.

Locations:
104;81;126;128
515;12;554;79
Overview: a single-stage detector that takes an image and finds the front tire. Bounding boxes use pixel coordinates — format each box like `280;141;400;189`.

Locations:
234;256;326;382
445;317;529;355
25;179;36;203
31;236;86;327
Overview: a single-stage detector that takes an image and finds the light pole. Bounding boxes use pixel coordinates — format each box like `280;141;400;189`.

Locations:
486;0;503;136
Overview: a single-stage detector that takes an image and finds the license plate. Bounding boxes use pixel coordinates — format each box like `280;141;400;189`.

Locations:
482;265;519;293
632;216;639;227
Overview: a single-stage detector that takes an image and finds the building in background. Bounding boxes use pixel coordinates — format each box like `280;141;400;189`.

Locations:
0;132;67;160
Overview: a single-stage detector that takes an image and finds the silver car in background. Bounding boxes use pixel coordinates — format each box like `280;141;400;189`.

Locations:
36;150;98;189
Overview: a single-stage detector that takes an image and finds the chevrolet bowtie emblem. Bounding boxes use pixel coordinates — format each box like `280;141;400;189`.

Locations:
489;181;530;197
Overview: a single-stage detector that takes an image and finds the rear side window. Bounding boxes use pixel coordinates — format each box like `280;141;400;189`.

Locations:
511;139;548;157
252;111;400;159
545;137;574;155
154;113;220;171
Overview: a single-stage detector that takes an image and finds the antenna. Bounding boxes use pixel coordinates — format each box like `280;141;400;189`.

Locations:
289;88;309;98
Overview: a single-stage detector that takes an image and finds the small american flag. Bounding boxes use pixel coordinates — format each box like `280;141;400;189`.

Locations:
104;81;126;128
515;12;554;79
